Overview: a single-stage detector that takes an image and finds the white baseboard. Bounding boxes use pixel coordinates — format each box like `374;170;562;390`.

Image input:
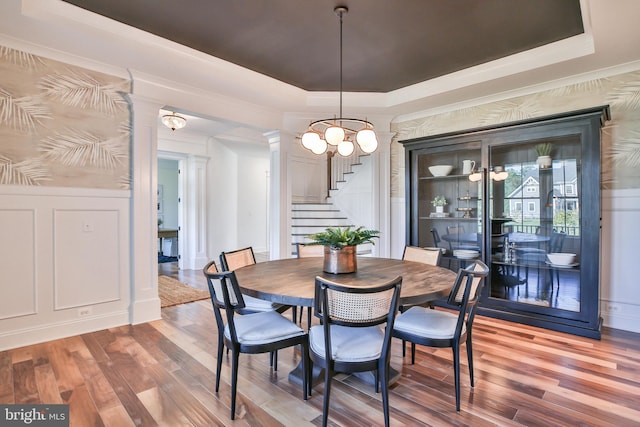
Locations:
0;311;129;352
130;297;162;325
601;300;640;334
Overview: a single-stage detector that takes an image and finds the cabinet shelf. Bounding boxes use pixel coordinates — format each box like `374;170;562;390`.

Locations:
419;174;470;181
419;216;479;221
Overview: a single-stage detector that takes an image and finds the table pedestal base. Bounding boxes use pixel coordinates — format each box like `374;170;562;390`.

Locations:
288;362;401;389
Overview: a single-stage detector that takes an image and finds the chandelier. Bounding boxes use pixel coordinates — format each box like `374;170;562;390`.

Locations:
161;112;187;131
301;6;378;157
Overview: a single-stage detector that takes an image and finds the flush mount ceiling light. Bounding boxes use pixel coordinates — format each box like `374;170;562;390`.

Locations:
300;6;378;157
162;112;187;131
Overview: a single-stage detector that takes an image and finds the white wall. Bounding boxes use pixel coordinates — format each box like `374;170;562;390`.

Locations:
236;152;270;253
205;138;270;259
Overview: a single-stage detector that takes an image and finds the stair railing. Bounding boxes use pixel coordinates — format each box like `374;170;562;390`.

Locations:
326;146;364;198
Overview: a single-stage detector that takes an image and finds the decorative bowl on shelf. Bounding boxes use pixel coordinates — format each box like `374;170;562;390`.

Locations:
428;165;453;177
546;253;576;266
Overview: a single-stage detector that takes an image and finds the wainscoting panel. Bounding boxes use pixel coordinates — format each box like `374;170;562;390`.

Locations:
53;209;121;310
0;209;36;320
0;187;131;351
601;189;640;333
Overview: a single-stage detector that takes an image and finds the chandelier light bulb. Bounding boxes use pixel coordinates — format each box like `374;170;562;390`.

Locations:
301;131;320;151
357;129;378;153
310;138;328;155
337;140;354;156
325;126;345;146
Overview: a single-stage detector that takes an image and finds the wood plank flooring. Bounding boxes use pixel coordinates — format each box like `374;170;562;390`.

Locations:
1;263;639;426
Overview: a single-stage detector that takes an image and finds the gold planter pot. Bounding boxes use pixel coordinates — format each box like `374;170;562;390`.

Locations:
323;245;357;274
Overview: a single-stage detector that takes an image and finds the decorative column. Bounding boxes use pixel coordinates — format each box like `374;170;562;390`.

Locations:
373;130;393;258
127;94;163;324
266;130;295;260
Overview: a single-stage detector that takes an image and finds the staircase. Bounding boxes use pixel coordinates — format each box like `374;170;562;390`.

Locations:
290;150;372;256
290;202;373;256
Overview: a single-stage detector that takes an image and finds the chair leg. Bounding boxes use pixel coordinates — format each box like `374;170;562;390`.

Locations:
380;360;391;427
307;360;313;397
402;340;406;358
466;334;475;387
322;367;333;427
215;335;224;392
452;345;461;411
273;350;278;371
301;343;309;400
230;349;240;420
411;342;416;365
374;368;379;394
307;308;312;329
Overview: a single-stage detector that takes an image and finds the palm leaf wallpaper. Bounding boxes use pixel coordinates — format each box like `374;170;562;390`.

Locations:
391;70;640;196
0;46;131;189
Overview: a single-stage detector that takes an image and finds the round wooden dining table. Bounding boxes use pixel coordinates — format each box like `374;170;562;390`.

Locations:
234;256;457;387
234;256;457;308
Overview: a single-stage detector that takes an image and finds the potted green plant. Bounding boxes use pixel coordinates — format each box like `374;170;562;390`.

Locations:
535;142;553;168
307;226;379;273
431;195;447;213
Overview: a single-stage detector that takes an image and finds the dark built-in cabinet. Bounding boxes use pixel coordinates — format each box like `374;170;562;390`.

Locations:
400;106;610;338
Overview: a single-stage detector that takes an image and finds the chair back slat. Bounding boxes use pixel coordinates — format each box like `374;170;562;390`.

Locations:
325;287;396;324
402;245;441;266
315;276;402;328
449;260;489;306
202;264;245;312
297;243;325;258
221;247;256;271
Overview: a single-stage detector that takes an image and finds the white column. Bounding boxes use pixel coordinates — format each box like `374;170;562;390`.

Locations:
127;94;163;324
373;131;393;258
267;130;295;260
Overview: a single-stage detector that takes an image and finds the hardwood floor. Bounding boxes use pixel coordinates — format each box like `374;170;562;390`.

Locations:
2;263;640;426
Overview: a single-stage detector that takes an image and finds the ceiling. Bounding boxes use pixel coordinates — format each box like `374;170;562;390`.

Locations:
61;0;583;93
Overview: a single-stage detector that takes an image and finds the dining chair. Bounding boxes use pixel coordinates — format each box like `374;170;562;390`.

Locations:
516;230;566;289
447;225;465;235
309;275;402;427
202;263;309;420
446;225;481;253
393;260;489;411
220;246;297;369
220;246;296;316
399;245;442;355
431;227;454;268
295;243;324;327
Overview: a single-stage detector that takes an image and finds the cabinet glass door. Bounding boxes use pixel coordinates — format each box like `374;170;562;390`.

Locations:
488;136;582;313
412;144;482;270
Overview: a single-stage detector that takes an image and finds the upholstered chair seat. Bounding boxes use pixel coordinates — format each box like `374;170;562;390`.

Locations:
226;310;305;344
309;325;384;363
394;307;466;340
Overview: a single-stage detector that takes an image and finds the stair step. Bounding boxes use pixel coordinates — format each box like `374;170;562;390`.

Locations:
292;217;350;226
291;210;341;218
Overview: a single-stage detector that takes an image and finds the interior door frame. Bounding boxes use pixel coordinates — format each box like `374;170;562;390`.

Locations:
158;151;187;270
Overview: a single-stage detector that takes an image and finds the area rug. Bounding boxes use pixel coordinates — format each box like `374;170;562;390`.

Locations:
158;275;210;308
